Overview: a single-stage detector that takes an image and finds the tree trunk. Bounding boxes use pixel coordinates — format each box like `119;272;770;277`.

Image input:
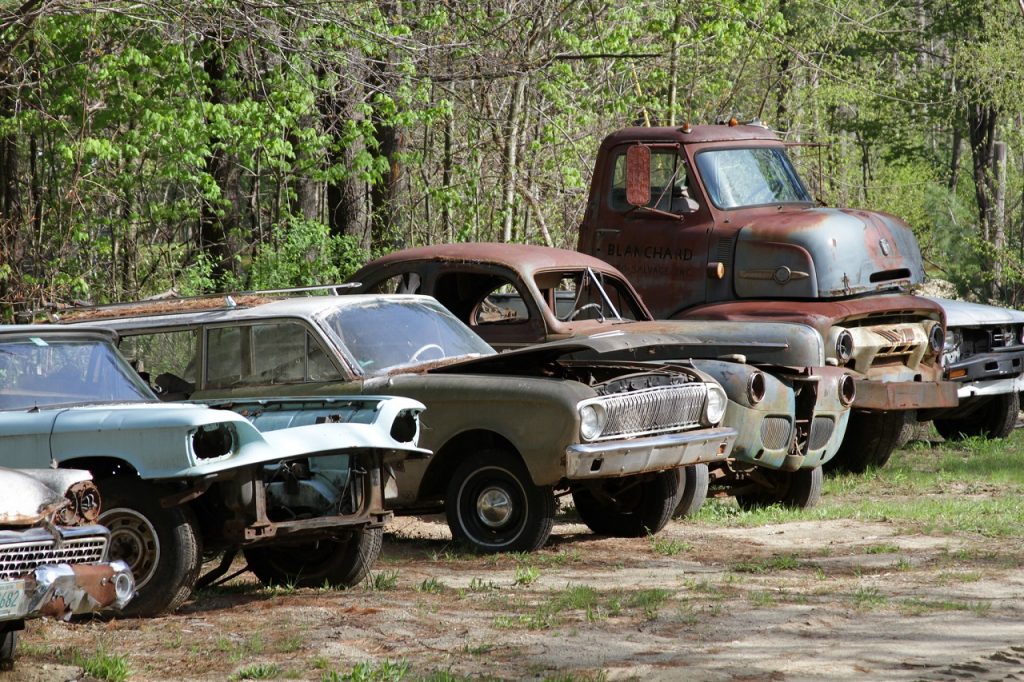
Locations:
501;74;527;243
993;141;1006;298
967;102;998;242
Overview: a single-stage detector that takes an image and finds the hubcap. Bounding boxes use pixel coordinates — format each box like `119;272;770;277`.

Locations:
100;508;160;589
476;486;513;528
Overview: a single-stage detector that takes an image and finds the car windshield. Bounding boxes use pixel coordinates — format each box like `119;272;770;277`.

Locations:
0;335;155;410
695;147;812;209
322;297;495;375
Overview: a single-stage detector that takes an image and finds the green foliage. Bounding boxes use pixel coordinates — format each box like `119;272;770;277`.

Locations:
249;219;367;289
71;648;131;682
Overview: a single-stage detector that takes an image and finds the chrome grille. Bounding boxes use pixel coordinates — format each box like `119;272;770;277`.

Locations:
809;417;835;451
595;384;706;441
760;416;792;450
0;536;108;582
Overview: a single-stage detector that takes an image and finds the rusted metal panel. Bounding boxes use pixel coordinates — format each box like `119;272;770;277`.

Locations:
852;379;959;410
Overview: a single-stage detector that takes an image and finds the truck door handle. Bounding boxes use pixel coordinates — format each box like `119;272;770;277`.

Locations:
596;228;620;234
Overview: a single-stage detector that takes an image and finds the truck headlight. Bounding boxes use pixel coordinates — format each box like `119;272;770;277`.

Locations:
747;371;766;405
944;328;960;352
192;423;235;460
703;384;728;426
579;403;607;441
835;330;854;363
838;374;856;406
928;324;944;353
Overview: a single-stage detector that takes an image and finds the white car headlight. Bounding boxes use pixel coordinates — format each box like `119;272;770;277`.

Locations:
703;384;728;426
579;403;607;441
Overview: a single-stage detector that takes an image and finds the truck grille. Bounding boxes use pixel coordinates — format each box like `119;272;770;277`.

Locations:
596;384;706;440
809;417;835;451
760;416;792;450
0;535;108;582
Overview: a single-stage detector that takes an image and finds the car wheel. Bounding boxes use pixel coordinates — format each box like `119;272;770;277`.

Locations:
735;466;823;510
935;392;1020;441
826;410;905;473
244;527;383;588
673;464;709;518
572;469;682;537
98;478;202;617
0;629;17;670
445;449;555;553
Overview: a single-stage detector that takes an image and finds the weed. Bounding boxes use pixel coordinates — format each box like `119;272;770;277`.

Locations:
628;588;671;620
514;565;540;586
864;543;900;554
733;554;799;573
649;534;691;556
748;591;776;607
230;663;283;680
853;587;887;609
321;659;410;681
468;577;498;592
366;570;400;591
418;577;447;593
277;635;304;653
71;648;131;682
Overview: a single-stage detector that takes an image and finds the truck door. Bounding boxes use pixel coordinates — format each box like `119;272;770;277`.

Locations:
585;144;712;318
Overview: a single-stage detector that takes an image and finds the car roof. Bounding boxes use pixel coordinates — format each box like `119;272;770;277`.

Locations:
352;243;625;281
0;325;118;342
64;294;438;330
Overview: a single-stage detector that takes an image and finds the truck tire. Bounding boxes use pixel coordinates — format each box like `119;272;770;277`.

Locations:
572;469;681;537
446;449;555;553
673;464;709;518
244;527;383;588
736;466;822;510
98;478;202;617
934;392;1020;441
0;629;17;669
827;410;905;473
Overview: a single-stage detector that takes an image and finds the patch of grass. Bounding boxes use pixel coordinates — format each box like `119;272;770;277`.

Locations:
417;577;447;593
898;598;992;616
853;587;887;609
462;643;496;655
321;659;410;682
231;663;283;680
864;543;900;554
648;534;691;556
365;570;400;591
748;591;776;607
514;565;540;586
894;558;912;571
543;672;608;682
467;577;498;592
71;648;131;682
277;635;304;653
733;554;800;573
628;588;672;620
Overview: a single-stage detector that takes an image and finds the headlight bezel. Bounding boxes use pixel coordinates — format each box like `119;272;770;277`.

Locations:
703;384;728;426
578;402;608;442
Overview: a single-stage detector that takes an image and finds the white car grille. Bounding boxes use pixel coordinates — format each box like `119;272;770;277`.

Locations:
595;384;707;440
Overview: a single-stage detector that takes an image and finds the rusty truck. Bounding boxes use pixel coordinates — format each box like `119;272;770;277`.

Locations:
577;122;959;471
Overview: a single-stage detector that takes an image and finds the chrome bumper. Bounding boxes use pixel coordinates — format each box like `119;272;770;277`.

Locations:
565;427;736;479
0;560;134;623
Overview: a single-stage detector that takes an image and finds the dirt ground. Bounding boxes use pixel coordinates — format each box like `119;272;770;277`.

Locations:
11;504;1024;682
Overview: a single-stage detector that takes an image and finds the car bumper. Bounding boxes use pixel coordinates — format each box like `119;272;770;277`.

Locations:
851;379;959;411
946;350;1024;392
564;427;736;479
954;373;1024;400
0;560;134;623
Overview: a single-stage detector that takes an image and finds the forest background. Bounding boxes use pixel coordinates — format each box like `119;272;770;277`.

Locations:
2;0;1024;320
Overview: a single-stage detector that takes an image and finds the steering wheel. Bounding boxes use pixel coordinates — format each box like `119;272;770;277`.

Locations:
410;343;446;363
563;302;604;322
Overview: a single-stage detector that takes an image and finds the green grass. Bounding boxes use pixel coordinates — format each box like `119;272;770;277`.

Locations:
321;659;410;682
514;565;540;586
648;534;691;556
72;648;131;682
365;570;400;591
418;577;447;593
898;597;992;616
732;554;800;573
231;663;283;680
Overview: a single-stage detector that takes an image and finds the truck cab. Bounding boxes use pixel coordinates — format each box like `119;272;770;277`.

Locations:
579;123;959;471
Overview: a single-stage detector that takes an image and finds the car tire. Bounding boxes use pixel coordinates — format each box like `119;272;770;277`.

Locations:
572;469;682;537
445;449;555;553
0;629;17;669
98;478;202;617
826;410;905;473
244;527;383;588
934;392;1020;441
673;464;709;518
736;466;823;510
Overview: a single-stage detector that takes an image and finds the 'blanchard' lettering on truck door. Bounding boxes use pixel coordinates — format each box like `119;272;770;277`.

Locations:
606;244;693;260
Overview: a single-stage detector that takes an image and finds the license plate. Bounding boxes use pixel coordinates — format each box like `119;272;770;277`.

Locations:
0;581;27;619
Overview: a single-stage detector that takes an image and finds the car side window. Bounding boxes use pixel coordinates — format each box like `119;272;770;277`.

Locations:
609;149;697;214
119;330;199;398
366;271;421;294
206;323;341;388
432;272;529;326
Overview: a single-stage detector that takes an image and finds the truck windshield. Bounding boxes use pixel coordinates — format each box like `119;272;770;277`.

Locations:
695;147;811;209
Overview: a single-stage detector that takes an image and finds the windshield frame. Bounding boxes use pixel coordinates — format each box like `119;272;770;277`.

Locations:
694;145;813;210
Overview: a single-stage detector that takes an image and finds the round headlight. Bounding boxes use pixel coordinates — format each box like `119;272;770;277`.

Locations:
579;403;607;441
928;323;944;353
838;374;856;406
747;371;766;405
943;329;958;352
835;329;854;363
703;384;728;426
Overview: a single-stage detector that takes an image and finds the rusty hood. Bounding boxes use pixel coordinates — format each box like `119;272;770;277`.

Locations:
734;207;925;299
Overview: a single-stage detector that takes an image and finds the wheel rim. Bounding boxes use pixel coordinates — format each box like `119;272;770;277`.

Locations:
476;486;514;527
100;507;160;590
456;466;527;548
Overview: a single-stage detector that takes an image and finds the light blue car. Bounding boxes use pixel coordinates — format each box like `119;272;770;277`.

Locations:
0;326;427;617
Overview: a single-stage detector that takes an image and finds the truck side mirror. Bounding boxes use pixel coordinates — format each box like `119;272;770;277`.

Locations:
625;145;651;207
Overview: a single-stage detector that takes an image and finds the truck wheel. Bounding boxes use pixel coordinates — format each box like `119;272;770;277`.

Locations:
446;449;555;553
98;479;201;617
0;629;17;669
827;410;905;473
934;392;1020;441
572;469;681;537
735;466;822;510
244;527;383;588
673;464;709;518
